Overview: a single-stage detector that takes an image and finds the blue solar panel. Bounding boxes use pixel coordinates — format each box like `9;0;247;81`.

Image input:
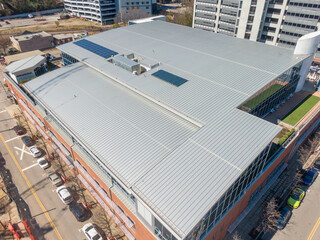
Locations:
73;39;118;59
152;70;188;87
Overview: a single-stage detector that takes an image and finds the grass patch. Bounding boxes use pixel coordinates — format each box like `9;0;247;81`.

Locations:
282;95;320;126
244;84;283;109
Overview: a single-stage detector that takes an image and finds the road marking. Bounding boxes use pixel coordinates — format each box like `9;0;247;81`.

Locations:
14;146;32;159
0;133;64;240
5;135;23;143
0;110;7;114
22;163;39;172
307;216;320;240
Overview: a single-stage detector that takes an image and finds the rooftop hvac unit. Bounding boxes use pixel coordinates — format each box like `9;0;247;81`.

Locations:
113;55;141;74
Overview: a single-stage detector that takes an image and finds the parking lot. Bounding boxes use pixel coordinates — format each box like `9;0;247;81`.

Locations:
0;14;59;29
272;171;320;240
0;66;126;239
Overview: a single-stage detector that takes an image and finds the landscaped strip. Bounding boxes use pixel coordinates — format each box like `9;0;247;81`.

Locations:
282;95;320;126
244;84;283;109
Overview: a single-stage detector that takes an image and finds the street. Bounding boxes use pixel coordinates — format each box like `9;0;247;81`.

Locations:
0;76;85;239
272;174;320;240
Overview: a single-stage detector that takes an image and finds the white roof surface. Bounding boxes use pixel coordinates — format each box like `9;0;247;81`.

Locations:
6;55;45;74
25;21;309;238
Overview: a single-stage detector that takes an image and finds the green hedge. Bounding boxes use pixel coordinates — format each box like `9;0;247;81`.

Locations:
278;129;295;145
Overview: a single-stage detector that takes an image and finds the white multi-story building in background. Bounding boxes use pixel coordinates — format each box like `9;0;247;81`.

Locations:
193;0;320;56
64;0;152;25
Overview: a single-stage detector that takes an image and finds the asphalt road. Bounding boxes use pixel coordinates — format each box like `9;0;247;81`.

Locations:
0;76;86;239
272;174;320;240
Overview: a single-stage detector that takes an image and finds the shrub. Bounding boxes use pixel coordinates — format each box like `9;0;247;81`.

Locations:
278;129;295;145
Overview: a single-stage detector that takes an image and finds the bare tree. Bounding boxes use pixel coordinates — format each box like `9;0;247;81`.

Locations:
232;231;242;240
115;8;147;24
297;132;320;167
0;35;11;55
261;198;280;232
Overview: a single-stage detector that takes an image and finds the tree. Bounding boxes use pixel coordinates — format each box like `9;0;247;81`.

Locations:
115;8;147;24
55;20;60;27
0;35;11;55
261;198;280;232
297;132;320;167
232;231;242;240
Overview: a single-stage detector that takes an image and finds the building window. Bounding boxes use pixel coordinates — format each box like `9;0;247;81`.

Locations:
118;205;125;213
76;159;81;166
146;6;149;9
83;166;88;172
102;188;108;197
128;216;135;230
94;179;100;186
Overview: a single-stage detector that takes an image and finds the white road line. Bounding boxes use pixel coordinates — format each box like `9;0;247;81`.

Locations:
14;146;32;157
22;163;39;172
5;135;23;143
20;144;25;160
0;110;7;114
15;150;19;156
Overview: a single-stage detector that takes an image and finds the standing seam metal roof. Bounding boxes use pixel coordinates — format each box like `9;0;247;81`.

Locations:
24;21;310;238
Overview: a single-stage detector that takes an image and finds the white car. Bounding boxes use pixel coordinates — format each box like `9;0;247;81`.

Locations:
29;146;41;158
37;157;50;169
82;223;102;240
56;186;73;204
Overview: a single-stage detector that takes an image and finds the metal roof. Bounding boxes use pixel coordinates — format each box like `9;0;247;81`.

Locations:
25;21;309;238
6;55;46;74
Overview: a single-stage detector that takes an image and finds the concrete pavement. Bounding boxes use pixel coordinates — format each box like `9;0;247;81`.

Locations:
272;174;320;240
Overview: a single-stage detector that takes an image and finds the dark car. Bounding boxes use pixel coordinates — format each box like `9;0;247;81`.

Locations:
69;202;88;222
313;158;320;171
5;21;10;24
302;168;318;185
276;207;292;230
13;126;24;135
21;136;33;147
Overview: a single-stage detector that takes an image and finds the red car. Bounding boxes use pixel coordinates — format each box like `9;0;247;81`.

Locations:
13;126;24;135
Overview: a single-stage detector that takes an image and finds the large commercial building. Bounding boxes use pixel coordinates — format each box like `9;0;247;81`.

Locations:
193;0;320;56
4;22;320;240
63;0;152;25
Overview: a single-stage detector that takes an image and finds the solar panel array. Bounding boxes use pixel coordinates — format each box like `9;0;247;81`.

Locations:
73;39;118;59
152;70;188;87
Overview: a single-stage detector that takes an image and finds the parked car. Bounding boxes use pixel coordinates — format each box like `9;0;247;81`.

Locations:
28;14;34;18
21;136;33;146
13;126;24;135
276;207;292;230
37;157;50;169
313;158;320;171
82;223;102;240
47;172;63;186
287;187;305;209
56;186;73;204
5;21;10;24
69;202;88;222
29;146;41;158
302;168;318;185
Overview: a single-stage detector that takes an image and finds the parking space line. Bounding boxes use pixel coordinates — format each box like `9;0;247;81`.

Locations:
0;133;63;240
5;135;23;143
0;110;7;114
22;163;39;172
14;146;32;158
